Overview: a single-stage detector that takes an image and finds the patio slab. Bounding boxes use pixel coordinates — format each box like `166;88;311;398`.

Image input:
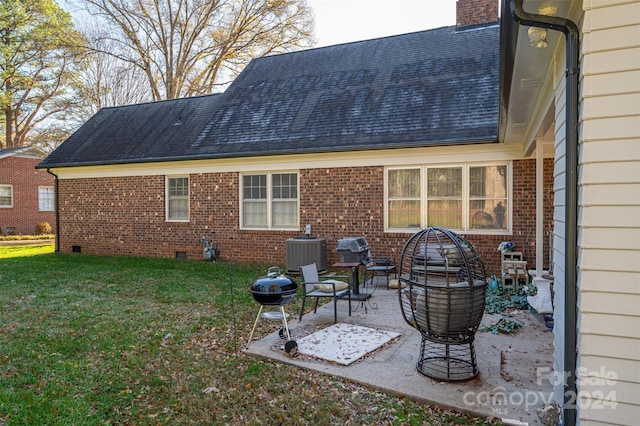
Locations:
244;279;554;425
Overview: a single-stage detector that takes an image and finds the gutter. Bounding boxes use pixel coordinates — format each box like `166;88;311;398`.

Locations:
508;1;580;425
46;169;60;253
34;138;501;170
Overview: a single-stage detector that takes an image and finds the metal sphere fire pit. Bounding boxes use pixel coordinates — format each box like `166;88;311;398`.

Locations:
398;227;487;381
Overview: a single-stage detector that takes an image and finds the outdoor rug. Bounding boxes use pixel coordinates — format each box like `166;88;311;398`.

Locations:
296;323;400;366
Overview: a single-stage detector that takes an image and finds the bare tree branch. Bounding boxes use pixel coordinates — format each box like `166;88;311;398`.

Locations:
80;0;315;100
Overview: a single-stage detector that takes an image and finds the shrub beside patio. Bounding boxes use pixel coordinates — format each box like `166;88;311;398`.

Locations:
0;251;500;425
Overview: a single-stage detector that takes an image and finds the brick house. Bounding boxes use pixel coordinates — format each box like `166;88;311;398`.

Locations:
35;0;640;423
37;0;551;276
0;146;56;236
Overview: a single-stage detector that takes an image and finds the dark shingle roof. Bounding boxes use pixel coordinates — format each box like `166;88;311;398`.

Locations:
38;94;223;168
38;24;499;168
189;25;500;158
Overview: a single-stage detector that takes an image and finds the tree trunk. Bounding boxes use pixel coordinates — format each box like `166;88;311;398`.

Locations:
5;107;13;149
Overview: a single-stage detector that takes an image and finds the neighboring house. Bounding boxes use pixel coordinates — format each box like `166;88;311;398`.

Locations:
36;0;639;424
0;146;56;236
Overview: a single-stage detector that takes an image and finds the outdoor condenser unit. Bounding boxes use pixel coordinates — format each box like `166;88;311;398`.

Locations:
285;237;327;273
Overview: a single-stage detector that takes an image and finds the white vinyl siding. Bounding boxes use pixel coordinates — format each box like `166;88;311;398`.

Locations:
575;2;640;424
551;58;568;410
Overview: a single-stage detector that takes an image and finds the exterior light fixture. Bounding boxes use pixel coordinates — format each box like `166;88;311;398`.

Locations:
528;26;548;48
527;6;558;49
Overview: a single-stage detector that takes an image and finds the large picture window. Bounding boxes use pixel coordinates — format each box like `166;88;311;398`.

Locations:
0;185;13;208
166;176;189;221
386;163;510;232
242;172;298;229
39;186;54;211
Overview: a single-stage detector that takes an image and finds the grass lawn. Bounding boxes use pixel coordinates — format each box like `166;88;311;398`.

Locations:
0;247;499;425
0;242;55;258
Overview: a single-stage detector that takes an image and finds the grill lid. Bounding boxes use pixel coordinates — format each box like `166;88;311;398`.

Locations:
336;237;369;253
250;267;298;305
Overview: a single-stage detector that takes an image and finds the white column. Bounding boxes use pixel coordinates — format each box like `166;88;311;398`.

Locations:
536;138;544;277
529;139;553;314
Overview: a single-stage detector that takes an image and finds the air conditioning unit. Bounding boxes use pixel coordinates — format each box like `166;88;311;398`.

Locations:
286;237;327;273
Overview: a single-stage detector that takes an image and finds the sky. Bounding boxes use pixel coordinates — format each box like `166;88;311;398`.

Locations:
60;0;458;48
306;0;457;47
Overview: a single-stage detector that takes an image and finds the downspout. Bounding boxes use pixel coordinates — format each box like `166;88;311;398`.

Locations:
46;169;60;253
508;1;580;425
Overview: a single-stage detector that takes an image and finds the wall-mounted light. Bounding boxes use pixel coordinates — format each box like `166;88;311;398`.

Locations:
528;26;548;48
527;6;558;49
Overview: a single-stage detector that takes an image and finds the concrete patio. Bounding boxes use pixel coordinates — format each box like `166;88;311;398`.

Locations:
244;277;555;425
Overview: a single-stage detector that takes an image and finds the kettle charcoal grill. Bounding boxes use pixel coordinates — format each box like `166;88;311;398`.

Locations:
246;267;299;355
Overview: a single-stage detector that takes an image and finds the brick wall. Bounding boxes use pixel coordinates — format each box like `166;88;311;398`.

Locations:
471;158;555;275
0;156;56;235
56;158;553;276
456;0;499;28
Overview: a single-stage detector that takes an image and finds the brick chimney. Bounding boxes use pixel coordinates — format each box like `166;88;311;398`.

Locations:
456;0;499;28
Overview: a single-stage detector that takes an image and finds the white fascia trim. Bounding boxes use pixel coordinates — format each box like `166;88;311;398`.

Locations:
51;144;524;179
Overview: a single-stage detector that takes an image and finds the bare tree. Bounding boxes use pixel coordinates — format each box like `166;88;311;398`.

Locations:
81;0;315;100
73;23;151;116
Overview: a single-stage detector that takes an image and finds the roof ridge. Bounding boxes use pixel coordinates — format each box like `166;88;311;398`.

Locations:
260;25;458;60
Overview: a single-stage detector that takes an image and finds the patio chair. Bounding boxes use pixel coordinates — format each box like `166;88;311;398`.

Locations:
298;263;351;324
364;256;397;289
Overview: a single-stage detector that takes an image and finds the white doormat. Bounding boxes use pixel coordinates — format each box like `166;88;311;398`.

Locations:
296;323;400;366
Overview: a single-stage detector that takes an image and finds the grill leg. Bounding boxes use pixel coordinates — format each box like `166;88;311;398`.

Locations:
280;306;291;341
245;305;264;349
299;294;306;321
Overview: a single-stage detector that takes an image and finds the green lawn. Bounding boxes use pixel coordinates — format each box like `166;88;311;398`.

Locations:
0;248;499;425
0;242;55;258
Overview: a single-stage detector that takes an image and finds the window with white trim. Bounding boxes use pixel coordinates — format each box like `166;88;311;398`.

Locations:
39;186;55;211
0;185;13;208
166;176;189;221
241;172;298;229
386;163;510;232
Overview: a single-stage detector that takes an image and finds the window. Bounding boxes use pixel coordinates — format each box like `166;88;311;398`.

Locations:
242;172;298;229
166;176;189;221
0;185;13;208
469;165;508;230
427;167;462;229
386;163;510;232
387;169;420;228
39;186;54;211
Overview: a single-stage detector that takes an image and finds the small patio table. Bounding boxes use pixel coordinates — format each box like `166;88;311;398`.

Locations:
332;261;371;301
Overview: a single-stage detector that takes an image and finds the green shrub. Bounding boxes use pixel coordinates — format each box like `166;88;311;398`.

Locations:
35;221;52;235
